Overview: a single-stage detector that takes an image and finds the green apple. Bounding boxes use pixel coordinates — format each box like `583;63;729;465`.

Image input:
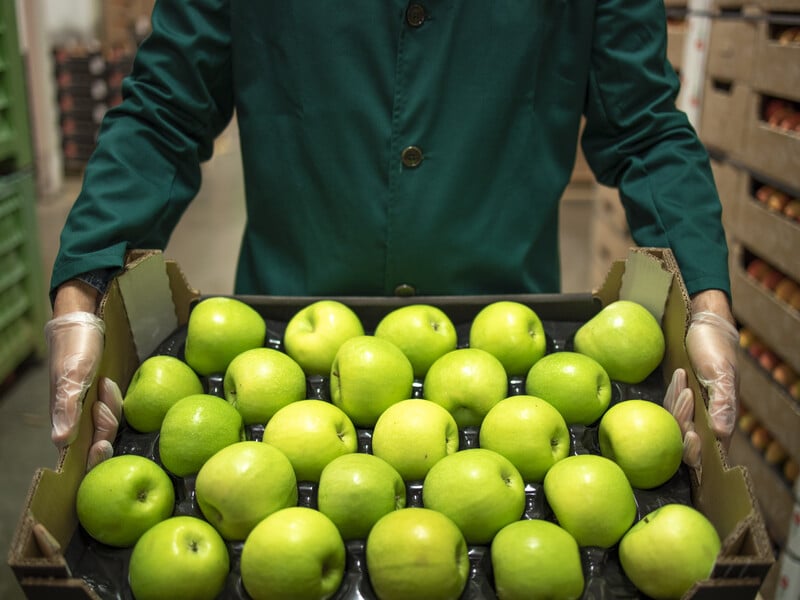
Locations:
158;393;244;477
240;506;346;600
491;519;584;600
423;348;508;427
183;296;266;376
479;395;571;482
543;454;637;548
283;300;365;376
619;503;721;600
317;453;406;540
366;507;469;600
330;335;414;427
469;300;547;376
195;440;298;541
422;448;525;545
371;399;460;481
373;304;458;378
262;399;358;482
525;351;611;425
128;515;230;600
122;354;204;432
223;347;307;425
76;454;174;548
599;399;684;489
573;299;666;384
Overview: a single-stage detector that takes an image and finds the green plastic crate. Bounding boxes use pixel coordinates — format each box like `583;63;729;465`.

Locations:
0;169;46;382
0;0;33;172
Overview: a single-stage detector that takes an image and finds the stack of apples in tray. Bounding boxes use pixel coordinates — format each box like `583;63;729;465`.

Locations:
72;296;722;600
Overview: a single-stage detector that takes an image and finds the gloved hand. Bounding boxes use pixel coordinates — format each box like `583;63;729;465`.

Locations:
45;311;122;470
663;368;701;468
664;290;739;468
685;310;739;446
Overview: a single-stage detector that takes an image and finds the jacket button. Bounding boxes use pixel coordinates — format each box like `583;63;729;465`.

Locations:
394;284;416;297
406;4;426;27
401;146;423;168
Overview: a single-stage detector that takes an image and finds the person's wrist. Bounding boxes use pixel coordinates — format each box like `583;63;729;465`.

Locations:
690;289;734;325
53;279;102;317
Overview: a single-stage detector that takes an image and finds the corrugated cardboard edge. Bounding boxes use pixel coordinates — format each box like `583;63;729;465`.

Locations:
595;248;775;598
8;248;774;598
7;250;199;596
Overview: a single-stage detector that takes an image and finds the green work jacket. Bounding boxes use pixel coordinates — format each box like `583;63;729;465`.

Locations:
51;0;730;299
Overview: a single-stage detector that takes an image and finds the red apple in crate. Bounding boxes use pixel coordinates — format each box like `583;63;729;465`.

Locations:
755;185;773;203
747;340;768;361
765;440;788;466
746;258;770;280
784;458;799;484
775;278;800;304
758;350;780;373
750;426;772;452
790;288;800;311
789;379;800;401
766;191;790;212
772;362;799;388
760;268;785;291
783;199;800;222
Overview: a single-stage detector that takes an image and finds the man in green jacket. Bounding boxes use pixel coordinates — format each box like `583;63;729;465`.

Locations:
47;1;738;469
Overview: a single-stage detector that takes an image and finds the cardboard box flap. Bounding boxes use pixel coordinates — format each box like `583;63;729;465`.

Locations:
8;250;197;582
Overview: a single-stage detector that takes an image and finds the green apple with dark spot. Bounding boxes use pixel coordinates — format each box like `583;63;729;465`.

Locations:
128;516;230;600
619;503;721;600
317;453;406;540
122;354;204;433
76;454;174;548
374;304;458;378
525;351;611;425
599;399;684;489
491;519;585;600
371;398;460;482
423;348;508;428
283;300;365;376
366;507;469;600
262;399;358;482
469;301;547;376
573;299;665;384
183;296;266;376
240;506;346;600
479;395;571;482
195;441;298;541
223;347;307;425
543;454;637;548
330;335;414;427
423;448;526;545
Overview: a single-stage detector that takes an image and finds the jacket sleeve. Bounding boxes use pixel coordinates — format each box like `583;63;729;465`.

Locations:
50;0;234;294
580;0;730;298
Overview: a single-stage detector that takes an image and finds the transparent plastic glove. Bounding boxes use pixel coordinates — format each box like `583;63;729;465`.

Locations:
663;368;701;469
45;311;105;447
86;377;123;471
685;310;739;447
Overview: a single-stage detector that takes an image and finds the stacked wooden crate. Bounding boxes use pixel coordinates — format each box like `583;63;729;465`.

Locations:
699;0;800;562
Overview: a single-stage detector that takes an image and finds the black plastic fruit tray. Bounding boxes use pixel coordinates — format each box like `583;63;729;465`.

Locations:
64;295;691;600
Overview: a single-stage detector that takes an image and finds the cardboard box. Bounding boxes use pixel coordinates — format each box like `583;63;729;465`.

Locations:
7;249;775;598
730;243;800;375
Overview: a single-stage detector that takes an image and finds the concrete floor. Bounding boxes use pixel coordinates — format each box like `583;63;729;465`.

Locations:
0;122;594;599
